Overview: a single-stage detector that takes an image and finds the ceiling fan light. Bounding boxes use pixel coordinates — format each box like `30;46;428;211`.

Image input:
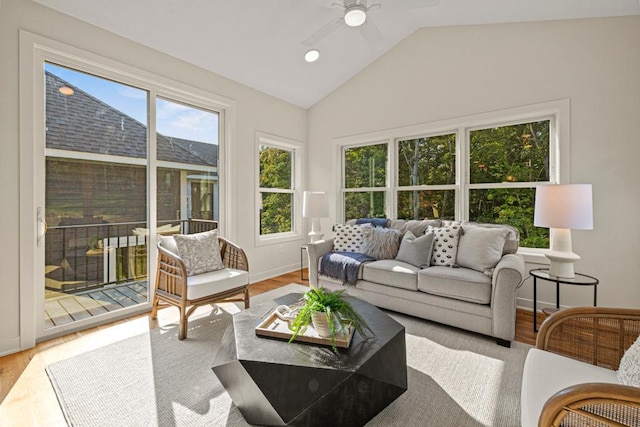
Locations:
344;5;367;27
304;49;320;63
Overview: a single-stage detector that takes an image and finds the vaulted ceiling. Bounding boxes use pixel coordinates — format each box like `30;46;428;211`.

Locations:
34;0;640;109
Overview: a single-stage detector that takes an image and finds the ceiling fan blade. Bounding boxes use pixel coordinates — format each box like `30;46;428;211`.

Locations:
359;20;384;49
379;0;440;12
302;17;344;46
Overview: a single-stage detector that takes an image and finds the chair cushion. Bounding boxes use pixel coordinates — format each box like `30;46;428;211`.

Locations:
418;266;491;304
521;349;619;427
174;230;225;276
362;260;419;291
186;267;249;300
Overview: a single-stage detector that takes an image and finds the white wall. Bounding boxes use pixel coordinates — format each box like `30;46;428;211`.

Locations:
307;17;640;311
0;0;307;354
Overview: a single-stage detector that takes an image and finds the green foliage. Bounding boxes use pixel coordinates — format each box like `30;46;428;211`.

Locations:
289;287;374;354
259;146;293;234
344;144;387;188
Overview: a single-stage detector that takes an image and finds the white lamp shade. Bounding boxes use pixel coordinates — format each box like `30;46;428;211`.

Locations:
534;184;593;230
303;191;329;218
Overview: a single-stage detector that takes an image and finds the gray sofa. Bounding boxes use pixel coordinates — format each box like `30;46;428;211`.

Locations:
306;219;525;346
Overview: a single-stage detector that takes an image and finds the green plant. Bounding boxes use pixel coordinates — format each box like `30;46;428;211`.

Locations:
289;287;374;353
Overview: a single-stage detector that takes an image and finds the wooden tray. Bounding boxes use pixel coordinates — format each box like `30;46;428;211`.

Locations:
255;310;355;349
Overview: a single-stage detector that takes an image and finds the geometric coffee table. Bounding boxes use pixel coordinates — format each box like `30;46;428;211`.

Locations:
212;291;407;426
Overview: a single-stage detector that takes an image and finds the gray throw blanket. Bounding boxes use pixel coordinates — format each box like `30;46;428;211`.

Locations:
319;252;375;285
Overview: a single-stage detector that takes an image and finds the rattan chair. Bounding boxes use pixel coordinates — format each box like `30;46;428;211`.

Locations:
536;307;640;426
151;235;250;340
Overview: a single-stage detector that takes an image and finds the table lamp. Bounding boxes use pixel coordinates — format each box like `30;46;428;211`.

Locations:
303;191;329;243
534;184;593;278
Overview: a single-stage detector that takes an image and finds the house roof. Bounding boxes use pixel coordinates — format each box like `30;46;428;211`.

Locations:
45;71;217;168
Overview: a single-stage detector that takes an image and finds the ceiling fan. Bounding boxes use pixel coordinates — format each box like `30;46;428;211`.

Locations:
301;0;440;47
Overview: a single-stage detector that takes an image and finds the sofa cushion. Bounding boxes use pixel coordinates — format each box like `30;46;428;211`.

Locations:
456;225;509;273
521;349;619;427
418;266;492;304
173;230;225;276
186;267;248;300
333;224;366;252
395;231;435;268
362;260;419;291
361;226;402;259
618;334;640;387
463;222;520;255
426;223;462;267
398;219;442;236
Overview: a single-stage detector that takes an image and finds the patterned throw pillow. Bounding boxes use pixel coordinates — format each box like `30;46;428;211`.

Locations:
617;334;640;387
333;224;367;253
426;223;461;267
173;230;225;276
361;226;402;259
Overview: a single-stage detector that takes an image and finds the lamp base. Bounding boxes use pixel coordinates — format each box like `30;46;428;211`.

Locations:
546;250;581;278
308;230;324;243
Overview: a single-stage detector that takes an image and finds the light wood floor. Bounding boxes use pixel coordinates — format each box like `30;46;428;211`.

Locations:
0;269;543;427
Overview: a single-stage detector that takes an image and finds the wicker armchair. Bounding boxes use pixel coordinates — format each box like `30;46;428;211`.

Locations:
535;307;640;426
151;235;250;340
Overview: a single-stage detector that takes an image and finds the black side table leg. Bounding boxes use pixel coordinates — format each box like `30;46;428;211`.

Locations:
533;276;538;332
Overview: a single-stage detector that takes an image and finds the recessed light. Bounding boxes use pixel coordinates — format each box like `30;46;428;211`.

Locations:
304;49;320;63
58;86;74;96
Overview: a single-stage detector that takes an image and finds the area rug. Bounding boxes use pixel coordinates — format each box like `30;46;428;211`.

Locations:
46;284;531;426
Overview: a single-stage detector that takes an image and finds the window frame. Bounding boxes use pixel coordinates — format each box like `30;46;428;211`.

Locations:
255;132;303;246
334;100;570;258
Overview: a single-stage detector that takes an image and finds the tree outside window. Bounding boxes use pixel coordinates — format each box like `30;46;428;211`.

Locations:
343;143;387;220
259;145;294;235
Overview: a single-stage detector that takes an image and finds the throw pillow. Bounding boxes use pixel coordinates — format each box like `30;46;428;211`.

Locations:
617;334;640;387
426;223;461;267
333;224;367;253
159;235;179;255
456;225;509;273
173;230;225;276
361;226;401;259
395;231;435;268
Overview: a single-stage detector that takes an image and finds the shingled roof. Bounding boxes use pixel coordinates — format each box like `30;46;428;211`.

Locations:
45;71;217;168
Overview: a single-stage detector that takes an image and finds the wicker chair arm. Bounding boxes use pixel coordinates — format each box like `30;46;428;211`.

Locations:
536;307;640;370
218;236;249;272
156;244;189;299
538;382;640;427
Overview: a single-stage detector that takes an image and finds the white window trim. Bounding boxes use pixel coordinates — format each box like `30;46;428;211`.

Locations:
255;132;303;247
334;100;570;255
18;30;236;350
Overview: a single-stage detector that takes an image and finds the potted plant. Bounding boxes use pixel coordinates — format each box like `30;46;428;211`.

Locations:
289;287;374;353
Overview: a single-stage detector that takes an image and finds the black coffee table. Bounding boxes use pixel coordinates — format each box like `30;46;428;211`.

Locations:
212;291;407;426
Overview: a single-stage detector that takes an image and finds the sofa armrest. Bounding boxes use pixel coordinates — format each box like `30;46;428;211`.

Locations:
491;253;525;341
538;382;640;427
306;239;334;287
537;307;640;370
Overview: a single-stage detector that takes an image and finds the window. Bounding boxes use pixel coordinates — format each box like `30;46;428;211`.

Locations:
342;143;388;221
396;133;456;220
256;133;302;243
336;101;568;250
468;121;550;248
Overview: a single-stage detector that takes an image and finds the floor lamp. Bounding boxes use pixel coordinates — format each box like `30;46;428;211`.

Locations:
534;184;593;278
303;191;329;243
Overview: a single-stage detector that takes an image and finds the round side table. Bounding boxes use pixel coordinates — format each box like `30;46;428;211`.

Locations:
531;268;599;332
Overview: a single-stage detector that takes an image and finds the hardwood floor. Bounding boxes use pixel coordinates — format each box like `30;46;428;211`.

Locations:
0;269;542;426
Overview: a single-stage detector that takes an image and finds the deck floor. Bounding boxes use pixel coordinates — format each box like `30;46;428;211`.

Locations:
44;281;148;329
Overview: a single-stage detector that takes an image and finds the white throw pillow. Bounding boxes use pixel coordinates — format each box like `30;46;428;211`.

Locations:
173;230;225;276
456;225;509;273
617;334;640;387
361;226;402;260
395;231;435;268
333;224;367;253
426;223;461;267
